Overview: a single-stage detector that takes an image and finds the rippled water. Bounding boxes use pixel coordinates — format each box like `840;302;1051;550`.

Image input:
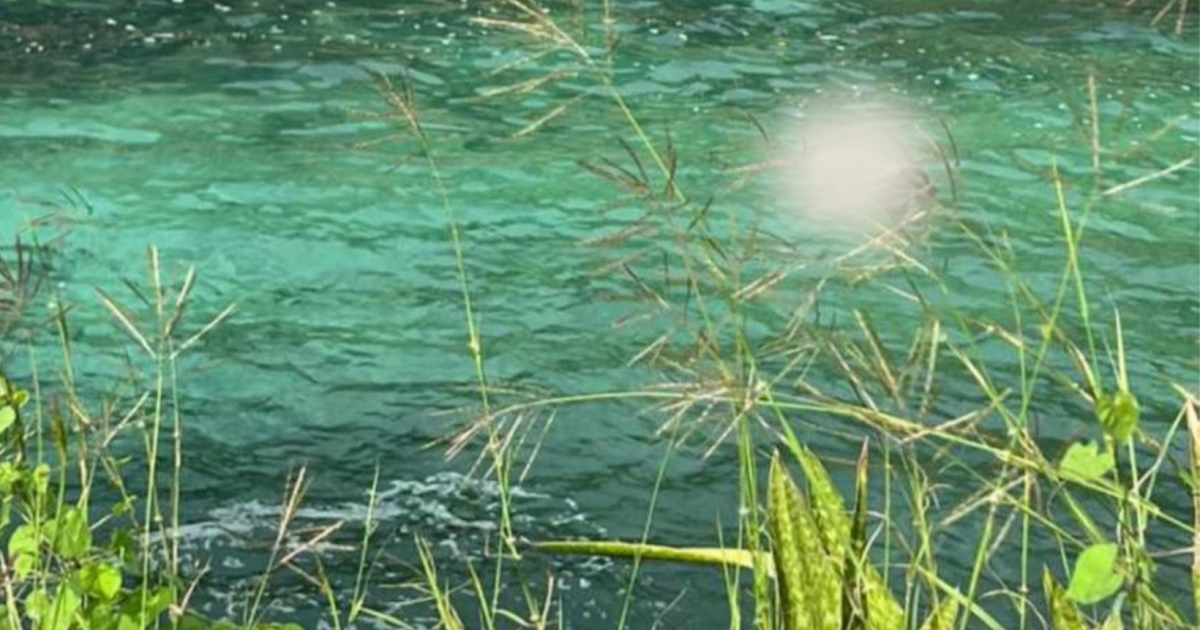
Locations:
1;0;1197;627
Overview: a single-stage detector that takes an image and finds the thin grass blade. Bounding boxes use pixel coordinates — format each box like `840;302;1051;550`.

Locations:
96;289;156;358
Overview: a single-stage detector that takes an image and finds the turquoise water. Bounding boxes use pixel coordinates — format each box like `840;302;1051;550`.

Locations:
1;0;1197;626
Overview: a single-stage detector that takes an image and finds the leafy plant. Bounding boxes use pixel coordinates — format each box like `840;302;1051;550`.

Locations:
533;445;958;630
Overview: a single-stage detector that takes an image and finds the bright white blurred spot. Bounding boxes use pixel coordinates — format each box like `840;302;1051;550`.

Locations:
774;99;938;236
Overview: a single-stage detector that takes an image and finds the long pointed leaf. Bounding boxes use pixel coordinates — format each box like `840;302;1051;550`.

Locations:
770;453;839;630
785;441;904;630
533;541;762;573
844;441;870;630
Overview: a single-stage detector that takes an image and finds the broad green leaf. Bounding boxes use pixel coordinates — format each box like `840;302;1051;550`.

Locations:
24;590;49;624
12;390;28;408
117;613;141;630
49;587;81;630
0;407;14;435
147;585;178;617
110;529;137;564
24;588;49;624
49;507;91;559
121;585;176;622
0;463;22;493
27;585;79;630
176;614;211;630
1043;569;1087;630
1096;390;1139;443
1066;543;1123;604
9;524;38;557
85;604;116;630
1059;442;1114;483
77;563;122;601
9;524;40;579
12;554;35;581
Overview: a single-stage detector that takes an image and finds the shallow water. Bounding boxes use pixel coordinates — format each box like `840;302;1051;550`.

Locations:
1;0;1197;627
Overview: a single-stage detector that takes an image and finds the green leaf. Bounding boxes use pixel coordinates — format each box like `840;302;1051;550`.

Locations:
84;604;117;630
116;613;141;630
77;563;123;601
788;444;902;630
9;524;40;579
27;585;79;630
9;524;38;557
790;446;848;565
843;442;869;630
1066;543;1123;604
1043;568;1087;630
32;464;50;499
769;455;812;630
177;613;247;630
769;453;839;630
1059;442;1114;483
109;529;137;565
176;614;211;630
0;463;23;494
24;590;49;623
0;407;15;435
120;585;176;622
49;508;91;559
1096;389;1139;443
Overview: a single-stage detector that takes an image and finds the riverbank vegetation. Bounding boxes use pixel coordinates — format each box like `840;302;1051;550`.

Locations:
1;1;1197;629
0;204;1194;628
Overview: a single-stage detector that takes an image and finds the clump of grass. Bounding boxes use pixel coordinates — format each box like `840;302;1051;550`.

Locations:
0;245;323;630
0;236;49;339
382;4;1197;630
0;4;1194;630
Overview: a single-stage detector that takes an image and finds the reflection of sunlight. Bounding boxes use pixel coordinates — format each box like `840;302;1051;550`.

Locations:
775;100;938;234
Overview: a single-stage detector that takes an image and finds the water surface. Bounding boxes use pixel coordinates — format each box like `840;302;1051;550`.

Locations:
1;0;1197;626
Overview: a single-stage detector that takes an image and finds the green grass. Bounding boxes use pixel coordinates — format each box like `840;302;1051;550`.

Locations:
0;2;1196;629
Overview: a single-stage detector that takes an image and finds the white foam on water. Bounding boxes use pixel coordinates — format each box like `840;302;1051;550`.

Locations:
166;471;614;628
